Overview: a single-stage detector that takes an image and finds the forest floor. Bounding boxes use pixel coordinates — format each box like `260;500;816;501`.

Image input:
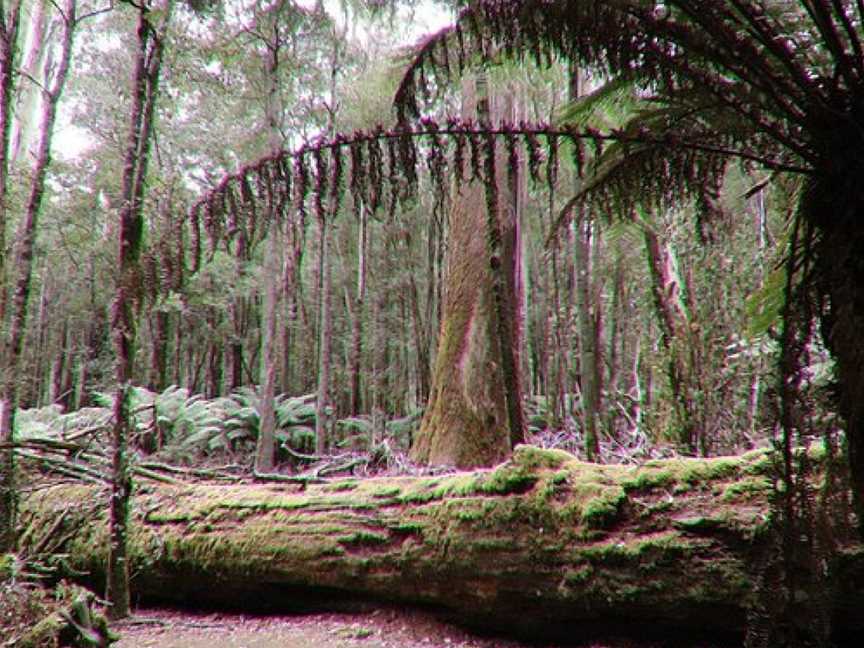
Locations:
110;606;701;648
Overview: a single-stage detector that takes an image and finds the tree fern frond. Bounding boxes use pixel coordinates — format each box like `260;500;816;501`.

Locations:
556;77;639;130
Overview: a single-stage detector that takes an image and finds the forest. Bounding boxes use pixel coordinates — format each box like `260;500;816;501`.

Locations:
2;0;864;647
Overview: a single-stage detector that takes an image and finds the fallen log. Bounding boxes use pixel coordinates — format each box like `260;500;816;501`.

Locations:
18;445;861;644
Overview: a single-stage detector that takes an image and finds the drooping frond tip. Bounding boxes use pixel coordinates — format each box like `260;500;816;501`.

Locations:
186;117;809;275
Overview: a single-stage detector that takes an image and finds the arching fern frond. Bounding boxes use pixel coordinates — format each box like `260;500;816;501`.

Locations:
186;115;810;277
394;0;859;170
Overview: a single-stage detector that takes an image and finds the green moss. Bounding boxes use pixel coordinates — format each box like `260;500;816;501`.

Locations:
579;532;688;563
672;516;726;533
370;485;402;498
621;468;675;492
721;477;771;502
398;475;480;503
323;481;358;492
16;612;65;648
338;531;389;548
562;565;593;585
580;489;627;529
510;445;574;471
479;467;538;495
388;522;424;535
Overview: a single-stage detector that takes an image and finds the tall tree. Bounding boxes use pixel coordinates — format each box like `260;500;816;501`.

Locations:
107;0;174;619
0;0;21;554
0;0;89;552
410;76;525;468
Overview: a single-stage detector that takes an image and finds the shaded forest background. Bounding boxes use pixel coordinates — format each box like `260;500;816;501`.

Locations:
0;0;803;468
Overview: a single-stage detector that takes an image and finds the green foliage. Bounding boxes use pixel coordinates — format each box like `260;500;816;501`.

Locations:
745;267;786;338
219;388;318;457
557;77;639;130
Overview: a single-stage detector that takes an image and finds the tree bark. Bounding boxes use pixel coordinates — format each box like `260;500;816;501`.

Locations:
21;446;809;645
107;0;172;619
1;0;74;552
814;180;864;537
575;214;601;459
411;78;524;468
0;0;22;554
255;228;281;474
315;214;332;456
642;224;698;454
0;0;21;326
348;204;367;415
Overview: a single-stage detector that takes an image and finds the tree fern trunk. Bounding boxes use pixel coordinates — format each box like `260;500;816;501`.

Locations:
815;184;864;536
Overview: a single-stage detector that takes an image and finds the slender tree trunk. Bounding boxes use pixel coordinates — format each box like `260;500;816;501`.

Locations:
255;27;287;473
281;222;304;395
172;309;183;386
0;0;21;325
49;320;68;404
1;0;73;550
348;205;367;415
0;0;22;554
642;224;697;454
575;214;600;460
606;255;625;436
228;240;247;392
256;227;281;473
9;0;48;163
206;334;223;398
108;0;171;619
149;310;169;391
30;274;49;406
547;220;566;426
315;216;332;456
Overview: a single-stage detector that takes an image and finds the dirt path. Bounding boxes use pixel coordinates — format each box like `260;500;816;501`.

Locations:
111;607;658;648
113;607;537;648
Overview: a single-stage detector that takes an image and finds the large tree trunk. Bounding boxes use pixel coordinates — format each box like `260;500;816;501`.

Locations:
411;79;524;468
22;446;853;644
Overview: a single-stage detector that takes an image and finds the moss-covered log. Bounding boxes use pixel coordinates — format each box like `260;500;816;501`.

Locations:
19;445;851;643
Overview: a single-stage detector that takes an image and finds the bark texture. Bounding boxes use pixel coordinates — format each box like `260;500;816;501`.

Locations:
20;446;807;644
411;81;524;468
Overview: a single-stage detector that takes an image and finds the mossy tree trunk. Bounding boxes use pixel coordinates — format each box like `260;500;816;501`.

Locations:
107;0;172;619
0;0;22;554
411;78;524;468
21;446;820;644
